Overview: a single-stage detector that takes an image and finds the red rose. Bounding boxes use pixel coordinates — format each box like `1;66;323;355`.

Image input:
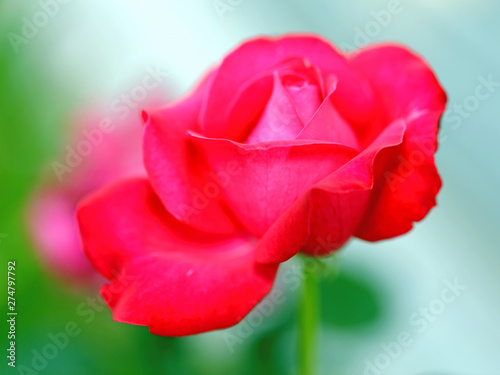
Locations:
78;35;446;335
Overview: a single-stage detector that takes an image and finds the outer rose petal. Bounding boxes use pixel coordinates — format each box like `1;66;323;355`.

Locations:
350;45;446;119
77;178;278;336
350;45;446;241
255;119;406;263
201;35;377;138
356;112;443;240
189;133;358;237
143;71;238;234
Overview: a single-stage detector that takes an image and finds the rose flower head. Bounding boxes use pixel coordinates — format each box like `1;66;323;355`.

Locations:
78;35;446;335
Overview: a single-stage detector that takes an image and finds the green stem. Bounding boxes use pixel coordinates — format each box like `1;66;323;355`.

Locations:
299;260;320;375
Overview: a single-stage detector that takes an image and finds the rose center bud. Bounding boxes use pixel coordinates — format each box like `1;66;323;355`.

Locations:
281;74;322;124
244;64;323;144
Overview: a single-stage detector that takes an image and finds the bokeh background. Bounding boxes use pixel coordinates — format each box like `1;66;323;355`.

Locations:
1;0;499;374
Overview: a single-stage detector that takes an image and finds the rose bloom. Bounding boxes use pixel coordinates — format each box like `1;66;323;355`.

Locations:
78;35;446;335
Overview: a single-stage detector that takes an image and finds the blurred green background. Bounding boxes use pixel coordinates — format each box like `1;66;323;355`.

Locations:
1;1;499;374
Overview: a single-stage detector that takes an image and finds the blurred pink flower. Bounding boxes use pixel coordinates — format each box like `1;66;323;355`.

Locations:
28;91;169;282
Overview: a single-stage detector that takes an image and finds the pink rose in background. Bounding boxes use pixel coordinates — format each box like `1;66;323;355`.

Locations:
28;89;170;282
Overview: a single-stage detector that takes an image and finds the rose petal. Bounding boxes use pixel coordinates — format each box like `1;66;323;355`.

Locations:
356;113;443;240
350;45;446;119
201;35;376;139
77;178;278;336
296;84;360;149
142;71;238;234
245;72;304;143
279;61;323;123
188;134;359;237
255;119;406;263
220;70;274;142
225;58;323;143
350;45;446;240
